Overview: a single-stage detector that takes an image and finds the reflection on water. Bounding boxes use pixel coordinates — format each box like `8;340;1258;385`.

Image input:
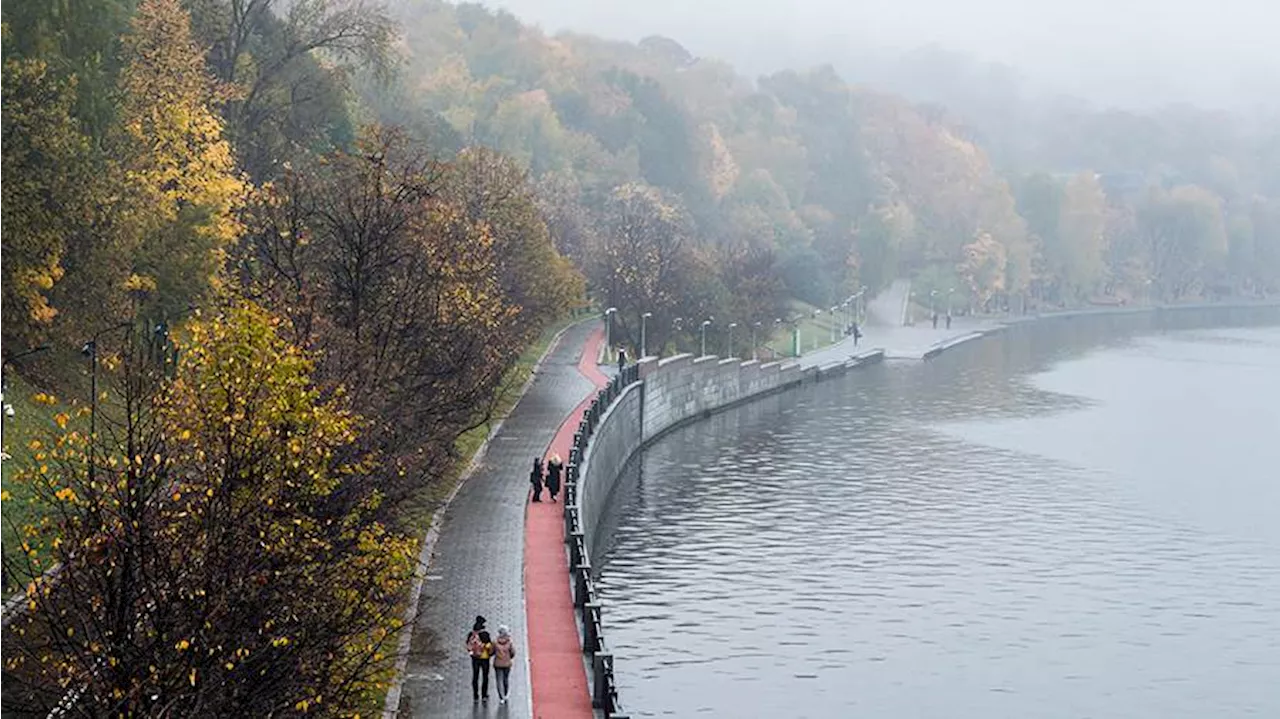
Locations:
595;311;1280;718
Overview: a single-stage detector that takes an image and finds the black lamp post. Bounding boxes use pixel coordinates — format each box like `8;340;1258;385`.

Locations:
0;342;50;588
82;323;132;484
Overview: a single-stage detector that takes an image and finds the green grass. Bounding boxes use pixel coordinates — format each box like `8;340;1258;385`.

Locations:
760;299;858;358
2;374;72;594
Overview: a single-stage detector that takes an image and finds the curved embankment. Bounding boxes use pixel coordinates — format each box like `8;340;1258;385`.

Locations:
558;298;1280;715
558;349;883;715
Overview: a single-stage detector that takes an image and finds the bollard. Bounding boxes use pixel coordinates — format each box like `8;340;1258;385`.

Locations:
573;561;592;607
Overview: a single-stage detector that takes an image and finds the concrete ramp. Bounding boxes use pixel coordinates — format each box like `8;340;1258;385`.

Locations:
867;279;911;327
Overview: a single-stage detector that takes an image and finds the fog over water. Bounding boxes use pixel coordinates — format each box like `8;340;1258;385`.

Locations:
595;318;1280;717
487;0;1280;110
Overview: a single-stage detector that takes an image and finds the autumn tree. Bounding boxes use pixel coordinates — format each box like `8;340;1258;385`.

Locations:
445;147;585;337
1138;185;1228;300
1055;172;1109;298
188;0;395;178
241;127;527;505
588;183;709;354
3;302;413;716
55;0;250;328
1;54;98;349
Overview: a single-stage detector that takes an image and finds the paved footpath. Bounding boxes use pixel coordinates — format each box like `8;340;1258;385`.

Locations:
395;320;600;718
525;329;607;719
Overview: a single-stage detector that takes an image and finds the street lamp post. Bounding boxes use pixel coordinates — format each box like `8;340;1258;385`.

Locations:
700;319;712;357
640;312;652;359
0;342;49;588
604;307;617;361
727;322;738;358
82;322;132;485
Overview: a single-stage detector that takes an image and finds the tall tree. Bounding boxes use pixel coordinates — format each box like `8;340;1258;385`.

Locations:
188;0;394;178
1054;172;1109;299
1;56;98;349
110;0;249;317
3;302;413;716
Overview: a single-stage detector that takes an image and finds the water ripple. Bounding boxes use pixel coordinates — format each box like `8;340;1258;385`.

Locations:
596;322;1280;718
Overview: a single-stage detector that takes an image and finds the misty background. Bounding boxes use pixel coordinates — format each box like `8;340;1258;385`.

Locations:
485;0;1280;113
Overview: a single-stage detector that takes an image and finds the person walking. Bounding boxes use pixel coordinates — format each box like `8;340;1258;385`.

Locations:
529;456;544;503
945;312;952;330
493;624;517;704
465;616;493;702
617;345;627;373
545;453;563;502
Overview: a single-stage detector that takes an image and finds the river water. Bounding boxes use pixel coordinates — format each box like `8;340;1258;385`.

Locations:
594;311;1280;718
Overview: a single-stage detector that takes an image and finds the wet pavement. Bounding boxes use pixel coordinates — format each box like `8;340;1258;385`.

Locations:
393;320;597;718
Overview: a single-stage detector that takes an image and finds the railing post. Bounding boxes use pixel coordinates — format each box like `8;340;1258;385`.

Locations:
573;561;592;607
592;651;613;709
564;505;578;543
569;530;585;568
564;483;577;505
583;603;601;657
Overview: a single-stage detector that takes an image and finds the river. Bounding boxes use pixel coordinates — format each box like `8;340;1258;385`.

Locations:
594;311;1280;718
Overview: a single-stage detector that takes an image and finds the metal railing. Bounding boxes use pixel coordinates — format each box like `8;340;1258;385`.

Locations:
562;362;639;718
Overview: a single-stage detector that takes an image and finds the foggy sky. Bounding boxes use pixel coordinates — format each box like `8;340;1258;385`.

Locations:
481;0;1280;111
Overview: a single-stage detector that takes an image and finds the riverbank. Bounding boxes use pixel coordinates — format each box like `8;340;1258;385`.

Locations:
568;298;1280;715
588;318;1280;719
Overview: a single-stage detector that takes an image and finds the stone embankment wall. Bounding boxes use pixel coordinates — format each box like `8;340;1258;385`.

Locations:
563;349;882;716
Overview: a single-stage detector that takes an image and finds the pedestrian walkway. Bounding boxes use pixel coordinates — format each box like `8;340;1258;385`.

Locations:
394;320;599;718
525;328;607;719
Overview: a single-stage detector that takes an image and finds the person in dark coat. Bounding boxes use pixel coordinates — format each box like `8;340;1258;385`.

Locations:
465;615;491;702
545;453;563;502
617;346;627;372
529;457;544;502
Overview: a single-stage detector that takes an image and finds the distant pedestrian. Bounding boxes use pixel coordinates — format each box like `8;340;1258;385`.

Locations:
493;624;517;704
617;345;627;372
931;311;939;329
545;453;563;502
529;457;544;503
852;322;862;347
465;616;492;702
945;312;952;330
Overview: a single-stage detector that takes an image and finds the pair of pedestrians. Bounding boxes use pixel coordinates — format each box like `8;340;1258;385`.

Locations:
529;454;563;503
465;615;518;703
